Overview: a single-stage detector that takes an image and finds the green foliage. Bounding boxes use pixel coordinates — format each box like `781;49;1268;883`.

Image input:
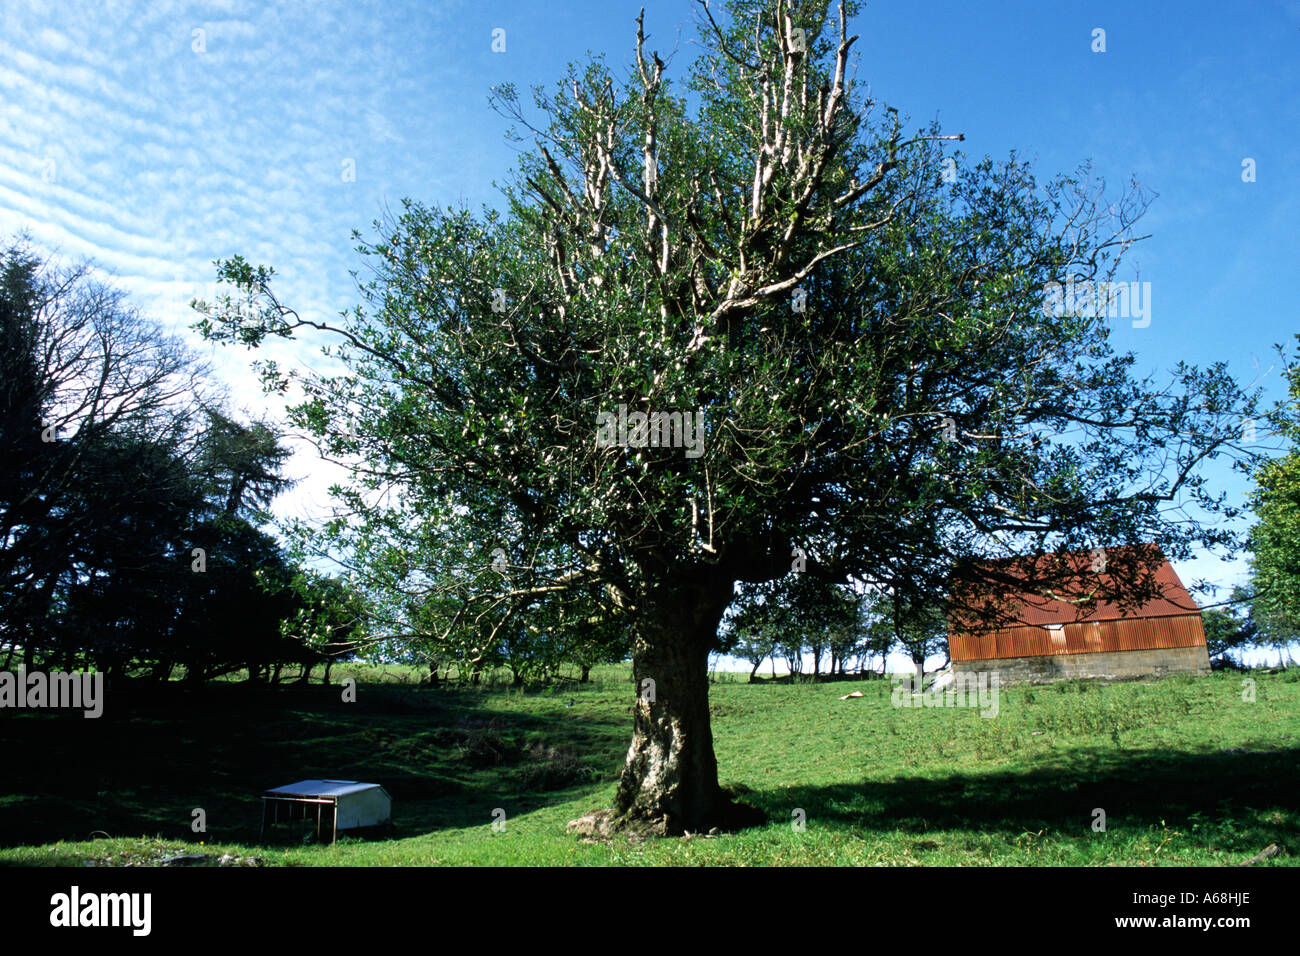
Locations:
1200;601;1255;661
865;590;947;673
284;571;368;668
1247;341;1300;662
195;407;295;519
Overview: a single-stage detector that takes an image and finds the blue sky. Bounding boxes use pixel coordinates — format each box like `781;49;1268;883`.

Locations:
2;0;1297;663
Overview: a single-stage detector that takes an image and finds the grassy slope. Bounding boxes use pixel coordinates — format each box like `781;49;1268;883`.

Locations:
1;664;1296;866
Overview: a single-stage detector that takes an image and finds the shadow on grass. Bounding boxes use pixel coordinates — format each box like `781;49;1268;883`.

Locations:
744;747;1300;854
0;680;629;849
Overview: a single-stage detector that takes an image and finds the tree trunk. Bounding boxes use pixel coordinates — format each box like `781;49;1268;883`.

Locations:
785;652;801;680
579;663;591;683
589;581;757;837
615;628;720;833
748;659;761;682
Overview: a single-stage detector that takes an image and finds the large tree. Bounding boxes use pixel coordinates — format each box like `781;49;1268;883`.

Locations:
199;0;1259;834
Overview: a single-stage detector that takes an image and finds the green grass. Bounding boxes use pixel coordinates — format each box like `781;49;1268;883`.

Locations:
1;664;1297;865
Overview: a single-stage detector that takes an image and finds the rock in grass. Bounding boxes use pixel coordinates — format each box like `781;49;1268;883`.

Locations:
1239;843;1280;866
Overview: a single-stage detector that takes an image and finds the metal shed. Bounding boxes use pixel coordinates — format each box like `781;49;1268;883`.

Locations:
260;780;392;843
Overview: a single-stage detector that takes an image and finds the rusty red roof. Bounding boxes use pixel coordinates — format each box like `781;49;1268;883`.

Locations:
950;544;1202;631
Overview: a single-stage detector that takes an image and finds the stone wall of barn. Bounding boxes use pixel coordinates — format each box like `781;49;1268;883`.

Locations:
951;644;1210;684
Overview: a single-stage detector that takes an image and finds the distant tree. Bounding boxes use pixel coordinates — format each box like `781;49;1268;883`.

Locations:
734;631;776;682
859;598;896;676
178;514;301;683
721;591;778;682
0;239;317;682
1247;596;1299;668
195;408;294;519
560;606;631;683
803;581;862;679
876;593;948;681
53;428;205;678
777;638;805;679
727;574;860;681
827;604;866;675
1200;601;1255;664
284;571;368;684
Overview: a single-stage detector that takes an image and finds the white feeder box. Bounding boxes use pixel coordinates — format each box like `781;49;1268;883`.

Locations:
260;780;392;843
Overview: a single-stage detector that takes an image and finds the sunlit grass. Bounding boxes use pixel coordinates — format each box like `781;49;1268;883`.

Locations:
1;664;1296;865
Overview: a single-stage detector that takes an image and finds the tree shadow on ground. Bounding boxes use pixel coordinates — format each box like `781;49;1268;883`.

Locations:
0;680;628;848
744;746;1300;855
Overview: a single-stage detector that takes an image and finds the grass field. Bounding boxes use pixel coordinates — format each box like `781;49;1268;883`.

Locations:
1;665;1296;866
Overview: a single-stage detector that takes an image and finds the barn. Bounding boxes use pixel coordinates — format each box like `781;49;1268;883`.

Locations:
947;545;1210;684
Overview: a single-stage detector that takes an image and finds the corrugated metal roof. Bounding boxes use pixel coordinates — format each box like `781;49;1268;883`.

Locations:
951;544;1202;630
265;780;385;798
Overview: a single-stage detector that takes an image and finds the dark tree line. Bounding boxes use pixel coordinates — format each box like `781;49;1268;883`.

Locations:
0;240;363;684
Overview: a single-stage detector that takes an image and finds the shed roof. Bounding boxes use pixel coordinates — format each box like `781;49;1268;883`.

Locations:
950;544;1201;632
265;780;387;798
